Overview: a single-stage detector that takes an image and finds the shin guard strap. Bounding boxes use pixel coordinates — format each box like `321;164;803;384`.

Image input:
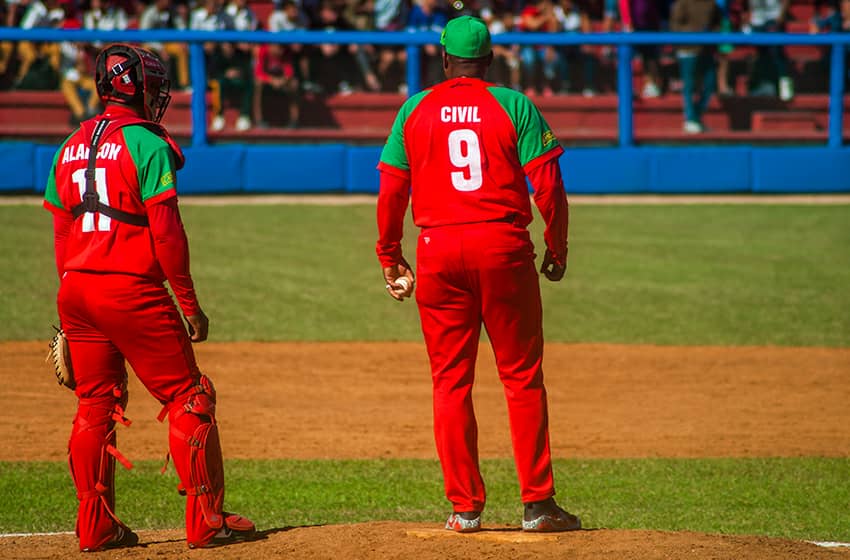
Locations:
106;443;133;470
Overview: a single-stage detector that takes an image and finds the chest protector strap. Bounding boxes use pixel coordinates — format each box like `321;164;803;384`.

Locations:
70;118;151;227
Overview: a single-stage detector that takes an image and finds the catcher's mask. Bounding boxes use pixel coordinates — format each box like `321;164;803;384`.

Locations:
95;43;171;123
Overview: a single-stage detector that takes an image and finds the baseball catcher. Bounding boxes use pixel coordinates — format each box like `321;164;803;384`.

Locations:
42;43;255;551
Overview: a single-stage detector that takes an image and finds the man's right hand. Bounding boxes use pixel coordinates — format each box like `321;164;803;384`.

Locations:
383;258;415;302
540;248;567;282
186;309;209;343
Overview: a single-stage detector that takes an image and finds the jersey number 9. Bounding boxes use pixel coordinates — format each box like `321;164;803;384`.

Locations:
448;129;483;192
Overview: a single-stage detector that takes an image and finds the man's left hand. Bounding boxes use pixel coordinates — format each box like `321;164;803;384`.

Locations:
540;248;567;282
186;309;209;342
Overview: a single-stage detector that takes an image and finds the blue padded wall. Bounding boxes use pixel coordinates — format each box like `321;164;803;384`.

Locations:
5;143;850;195
0;143;35;191
560;149;650;194
244;145;347;193
752;148;850;193
180;146;244;194
346;146;383;193
650;148;752;193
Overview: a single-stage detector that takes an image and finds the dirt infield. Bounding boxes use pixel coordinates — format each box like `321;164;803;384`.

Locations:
2;341;849;559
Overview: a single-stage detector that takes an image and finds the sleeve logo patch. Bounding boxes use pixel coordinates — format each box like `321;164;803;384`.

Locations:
542;130;556;147
160;171;174;187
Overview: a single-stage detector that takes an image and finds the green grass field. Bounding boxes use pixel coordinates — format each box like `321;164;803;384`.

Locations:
1;201;849;540
2;203;849;345
2;458;849;541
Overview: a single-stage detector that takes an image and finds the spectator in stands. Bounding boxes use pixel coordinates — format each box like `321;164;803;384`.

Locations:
670;0;721;133
479;0;524;18
79;0;128;112
810;0;845;32
83;0;129;38
601;0;621;33
1;0;26;82
714;0;735;95
308;0;363;94
269;0;308;29
518;0;563;96
620;0;664;97
253;41;301;128
13;0;64;89
374;0;409;93
267;0;312;92
210;41;254;131
599;0;621;67
139;0;190;91
227;0;261;123
554;0;597;95
226;0;258;31
747;0;794;100
344;0;383;91
301;0;323;26
809;0;850;88
407;0;449;88
52;8;99;126
482;1;521;90
58;37;100;126
191;0;253;131
190;0;233;32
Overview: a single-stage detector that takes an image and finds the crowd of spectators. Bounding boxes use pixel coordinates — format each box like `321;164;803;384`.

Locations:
0;0;848;133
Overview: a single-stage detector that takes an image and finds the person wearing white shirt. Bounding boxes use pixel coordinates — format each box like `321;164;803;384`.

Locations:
83;0;129;34
268;0;305;30
227;0;259;31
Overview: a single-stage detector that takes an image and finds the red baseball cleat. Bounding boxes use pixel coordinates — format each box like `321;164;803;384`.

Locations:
445;511;482;533
189;512;257;548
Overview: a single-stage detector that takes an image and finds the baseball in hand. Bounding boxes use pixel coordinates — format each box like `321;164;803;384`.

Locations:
395;277;411;291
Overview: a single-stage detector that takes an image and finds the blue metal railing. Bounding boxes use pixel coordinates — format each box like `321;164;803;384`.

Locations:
0;27;847;147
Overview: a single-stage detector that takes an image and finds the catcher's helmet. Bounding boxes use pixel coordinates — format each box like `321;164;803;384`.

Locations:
95;43;172;123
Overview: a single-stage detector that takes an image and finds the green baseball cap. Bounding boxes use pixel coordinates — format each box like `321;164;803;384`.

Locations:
440;16;492;59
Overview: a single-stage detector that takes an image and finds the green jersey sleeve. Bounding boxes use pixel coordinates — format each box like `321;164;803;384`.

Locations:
44;136;74;210
122;125;178;202
487;86;560;167
379;90;432;171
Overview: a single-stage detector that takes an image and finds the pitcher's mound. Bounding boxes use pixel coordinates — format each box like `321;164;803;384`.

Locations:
406;526;560;542
3;523;847;560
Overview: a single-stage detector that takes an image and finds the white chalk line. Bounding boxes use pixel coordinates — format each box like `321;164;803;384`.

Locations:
808;541;850;548
1;530;849;549
0;531;74;537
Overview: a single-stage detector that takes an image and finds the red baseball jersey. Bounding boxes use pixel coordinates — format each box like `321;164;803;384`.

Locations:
378;76;563;229
43;106;182;281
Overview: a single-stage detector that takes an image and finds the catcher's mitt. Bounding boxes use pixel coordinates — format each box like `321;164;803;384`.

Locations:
47;326;76;390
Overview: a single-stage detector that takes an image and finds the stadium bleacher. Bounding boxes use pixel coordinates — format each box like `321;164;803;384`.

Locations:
0;0;845;145
1;87;845;145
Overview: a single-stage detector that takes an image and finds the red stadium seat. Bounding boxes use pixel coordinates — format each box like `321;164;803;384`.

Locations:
1;89;846;145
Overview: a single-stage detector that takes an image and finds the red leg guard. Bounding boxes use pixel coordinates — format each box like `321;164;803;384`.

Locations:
161;375;227;548
68;383;133;552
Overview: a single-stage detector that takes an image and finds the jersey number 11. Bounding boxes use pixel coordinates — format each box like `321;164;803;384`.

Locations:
71;167;111;233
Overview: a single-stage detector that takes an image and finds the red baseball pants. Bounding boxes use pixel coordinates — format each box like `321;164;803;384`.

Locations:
414;221;555;513
58;271;208;549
